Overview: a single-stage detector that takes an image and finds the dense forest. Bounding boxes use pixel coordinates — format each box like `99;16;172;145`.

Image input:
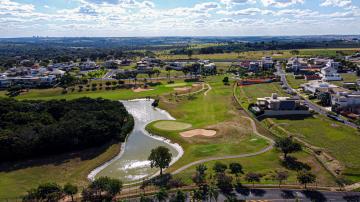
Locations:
0;97;134;161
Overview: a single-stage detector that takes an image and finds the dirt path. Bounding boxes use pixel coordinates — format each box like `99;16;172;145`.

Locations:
171;115;274;175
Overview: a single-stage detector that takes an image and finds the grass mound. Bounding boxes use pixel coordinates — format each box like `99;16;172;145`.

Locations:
153;120;192;131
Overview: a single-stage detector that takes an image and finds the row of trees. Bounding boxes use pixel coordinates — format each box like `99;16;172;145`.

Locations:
21;144;316;201
23;177;122;202
0;97;134;161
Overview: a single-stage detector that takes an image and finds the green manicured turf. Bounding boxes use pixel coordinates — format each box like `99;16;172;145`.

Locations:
0;143;121;199
174;149;336;186
153;120;192;131
0;81;187;101
147;76;271;172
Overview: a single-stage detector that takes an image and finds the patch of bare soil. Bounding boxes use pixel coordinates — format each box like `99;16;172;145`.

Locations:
132;88;154;93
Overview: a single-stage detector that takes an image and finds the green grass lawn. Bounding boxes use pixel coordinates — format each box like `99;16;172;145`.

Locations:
0;143;121;199
153;120;192;131
0;80;192;101
330;73;359;86
236;81;360;184
158;48;360;61
236;82;286;109
147;76;270;172
286;74;307;89
269;116;360;183
174;149;336;187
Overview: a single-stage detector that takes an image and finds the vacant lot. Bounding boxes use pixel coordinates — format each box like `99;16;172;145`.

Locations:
269;116;360;183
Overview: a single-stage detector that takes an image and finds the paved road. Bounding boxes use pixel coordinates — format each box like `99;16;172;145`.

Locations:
124;188;360;202
215;188;360;202
275;64;358;129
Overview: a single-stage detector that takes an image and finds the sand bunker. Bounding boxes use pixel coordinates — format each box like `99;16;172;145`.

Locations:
132;88;154;93
174;87;191;92
180;129;217;138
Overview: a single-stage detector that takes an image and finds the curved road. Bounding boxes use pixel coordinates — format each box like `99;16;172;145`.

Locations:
172;115;274;175
275;64;357;129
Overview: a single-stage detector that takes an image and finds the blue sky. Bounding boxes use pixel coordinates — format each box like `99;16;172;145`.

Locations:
0;0;359;37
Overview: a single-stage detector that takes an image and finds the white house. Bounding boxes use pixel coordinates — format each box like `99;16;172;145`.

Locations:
332;91;360;113
321;60;342;81
301;80;338;94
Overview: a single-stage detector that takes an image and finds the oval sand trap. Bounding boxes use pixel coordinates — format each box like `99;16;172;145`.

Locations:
180;129;217;138
154;121;192;131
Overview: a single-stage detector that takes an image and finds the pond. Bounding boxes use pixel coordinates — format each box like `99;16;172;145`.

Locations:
88;99;183;183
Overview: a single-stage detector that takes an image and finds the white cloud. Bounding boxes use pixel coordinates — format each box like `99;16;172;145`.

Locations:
220;0;256;7
321;0;352;8
261;0;304;8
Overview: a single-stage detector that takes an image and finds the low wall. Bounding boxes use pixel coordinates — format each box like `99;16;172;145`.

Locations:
263;110;311;116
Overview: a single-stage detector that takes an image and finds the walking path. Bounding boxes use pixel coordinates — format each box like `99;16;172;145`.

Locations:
204;83;212;96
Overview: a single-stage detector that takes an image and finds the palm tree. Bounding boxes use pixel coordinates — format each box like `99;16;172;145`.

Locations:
156;188;168;202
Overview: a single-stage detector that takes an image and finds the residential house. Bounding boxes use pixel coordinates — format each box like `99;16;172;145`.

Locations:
332;91;360;114
320;60;342;81
262;56;274;70
255;93;309;116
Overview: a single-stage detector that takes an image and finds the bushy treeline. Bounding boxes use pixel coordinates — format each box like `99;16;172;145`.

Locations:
170;40;360;55
0;97;134;161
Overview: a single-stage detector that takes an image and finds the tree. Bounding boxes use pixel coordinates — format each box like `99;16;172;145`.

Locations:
297;170;316;189
187;49;193;60
290;50;300;55
213;162;227;173
245;172;261;187
63;183;78;202
156;188;168;202
23;182;63;202
216;173;233;195
170;190;186;202
318;92;331;106
60;73;77;88
192;164;207;185
275;137;302;159
6;85;23;97
209;184;219;202
165;66;172;81
148;146;173;176
86;176;123;200
222;77;229;85
273;171;289;187
229;163;243;177
140;194;153;202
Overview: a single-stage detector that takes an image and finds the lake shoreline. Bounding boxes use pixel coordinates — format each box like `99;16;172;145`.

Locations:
87;98;184;184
